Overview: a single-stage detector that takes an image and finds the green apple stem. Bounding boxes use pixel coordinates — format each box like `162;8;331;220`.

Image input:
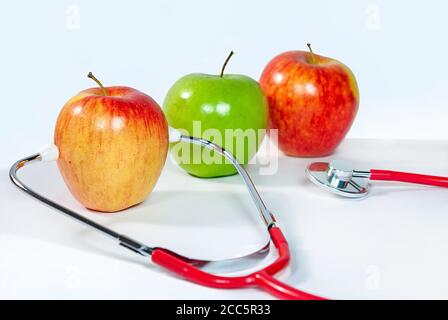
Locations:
220;50;235;78
87;72;109;96
306;43;317;65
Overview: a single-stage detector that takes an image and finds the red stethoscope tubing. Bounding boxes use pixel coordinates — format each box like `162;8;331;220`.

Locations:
371;170;448;188
152;226;326;300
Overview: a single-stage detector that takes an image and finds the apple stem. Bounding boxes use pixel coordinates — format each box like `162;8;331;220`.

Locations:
306;43;317;65
87;72;109;96
220;50;235;78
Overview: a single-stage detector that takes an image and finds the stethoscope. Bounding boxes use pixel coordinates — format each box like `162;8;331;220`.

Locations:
9;127;325;300
11;125;448;300
306;160;448;198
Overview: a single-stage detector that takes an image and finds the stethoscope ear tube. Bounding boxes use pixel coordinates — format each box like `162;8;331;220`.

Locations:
9;151;154;257
9;132;325;300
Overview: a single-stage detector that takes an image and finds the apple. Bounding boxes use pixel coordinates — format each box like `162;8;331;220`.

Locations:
259;44;359;157
54;73;168;212
163;51;268;178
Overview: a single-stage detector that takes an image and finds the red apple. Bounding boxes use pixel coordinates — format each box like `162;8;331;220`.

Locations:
260;44;359;157
54;73;168;212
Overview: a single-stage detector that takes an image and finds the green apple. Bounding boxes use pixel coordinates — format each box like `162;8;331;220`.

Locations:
163;52;268;178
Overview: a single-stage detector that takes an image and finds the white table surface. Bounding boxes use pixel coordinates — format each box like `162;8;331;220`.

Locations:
1;139;448;300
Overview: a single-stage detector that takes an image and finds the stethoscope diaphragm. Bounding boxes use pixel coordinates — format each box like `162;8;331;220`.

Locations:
306;160;448;198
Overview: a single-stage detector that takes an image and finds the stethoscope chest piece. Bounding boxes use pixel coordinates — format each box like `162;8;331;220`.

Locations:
306;160;371;198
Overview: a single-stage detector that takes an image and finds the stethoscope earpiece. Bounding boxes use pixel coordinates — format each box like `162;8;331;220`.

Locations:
38;144;60;162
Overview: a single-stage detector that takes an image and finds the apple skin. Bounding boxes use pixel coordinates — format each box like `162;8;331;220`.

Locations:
54;86;168;212
260;50;359;157
163;74;268;178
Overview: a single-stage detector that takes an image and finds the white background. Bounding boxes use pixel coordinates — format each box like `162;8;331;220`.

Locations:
1;0;448;168
1;1;448;300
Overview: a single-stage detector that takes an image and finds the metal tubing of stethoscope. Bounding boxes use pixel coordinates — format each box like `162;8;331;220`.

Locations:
9;136;275;257
180;135;276;228
9;154;154;257
352;170;371;179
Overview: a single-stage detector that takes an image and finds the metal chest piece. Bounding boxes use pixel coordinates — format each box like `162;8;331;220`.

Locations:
305;160;371;198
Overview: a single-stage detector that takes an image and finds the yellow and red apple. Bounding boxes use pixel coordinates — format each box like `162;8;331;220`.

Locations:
260;44;359;157
54;73;168;212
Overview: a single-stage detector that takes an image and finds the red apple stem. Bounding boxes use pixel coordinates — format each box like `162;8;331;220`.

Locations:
87;72;109;96
306;43;317;65
220;50;235;78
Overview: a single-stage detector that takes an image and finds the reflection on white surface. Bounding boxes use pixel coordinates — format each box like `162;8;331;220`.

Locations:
3;159;268;262
2;139;448;299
